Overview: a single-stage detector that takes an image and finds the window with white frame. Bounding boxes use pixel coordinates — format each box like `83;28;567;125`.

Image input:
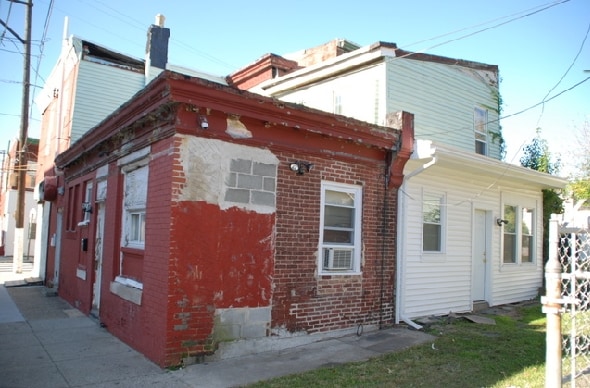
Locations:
333;93;342;115
422;193;445;252
521;208;534;263
122;163;148;250
319;182;362;274
502;204;535;264
82;181;93;223
474;107;488;156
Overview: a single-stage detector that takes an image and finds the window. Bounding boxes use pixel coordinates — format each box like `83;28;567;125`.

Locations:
129;212;146;243
502;204;535;264
474;107;488;155
503;205;517;263
319;182;362;274
66;184;80;231
82;181;93;223
521;208;534;263
423;193;444;252
333;93;342;115
122;164;148;250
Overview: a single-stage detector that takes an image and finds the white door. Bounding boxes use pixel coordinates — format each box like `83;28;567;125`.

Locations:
92;202;105;315
472;209;489;301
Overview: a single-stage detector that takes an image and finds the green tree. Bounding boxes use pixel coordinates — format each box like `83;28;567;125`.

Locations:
568;120;590;202
520;129;564;266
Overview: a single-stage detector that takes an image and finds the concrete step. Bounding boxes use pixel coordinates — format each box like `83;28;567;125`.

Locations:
4;277;44;288
473;300;489;313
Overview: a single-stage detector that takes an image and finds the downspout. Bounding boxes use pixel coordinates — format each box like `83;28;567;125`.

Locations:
384;111;414;328
379;150;392;329
395;139;437;330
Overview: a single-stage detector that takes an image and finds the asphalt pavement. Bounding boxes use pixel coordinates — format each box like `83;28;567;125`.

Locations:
0;284;435;387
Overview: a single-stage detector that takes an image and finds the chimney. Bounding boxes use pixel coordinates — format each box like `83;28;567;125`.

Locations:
145;14;170;83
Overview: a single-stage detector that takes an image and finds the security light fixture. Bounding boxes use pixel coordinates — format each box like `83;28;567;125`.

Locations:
199;115;209;129
289;161;313;175
496;218;508;226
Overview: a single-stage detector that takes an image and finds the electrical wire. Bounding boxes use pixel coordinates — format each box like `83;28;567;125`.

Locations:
399;0;571;58
401;0;570;50
0;0;14;45
535;18;590;127
29;0;55;119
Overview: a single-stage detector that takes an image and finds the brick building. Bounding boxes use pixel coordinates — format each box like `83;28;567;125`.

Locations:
49;70;413;367
0;138;38;258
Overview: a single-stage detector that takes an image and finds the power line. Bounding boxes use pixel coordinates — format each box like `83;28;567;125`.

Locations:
502;76;590;121
0;79;42;88
402;0;570;50
0;0;14;45
29;0;54;120
536;18;590;126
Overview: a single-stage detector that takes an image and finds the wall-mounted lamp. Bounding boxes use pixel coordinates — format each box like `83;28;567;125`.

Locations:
289;161;313;175
496;218;508;227
199;115;209;129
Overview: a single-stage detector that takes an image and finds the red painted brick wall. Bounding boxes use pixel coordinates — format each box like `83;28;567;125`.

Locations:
272;151;396;333
56;174;96;314
162;137;275;365
53;102;399;367
97;138;174;366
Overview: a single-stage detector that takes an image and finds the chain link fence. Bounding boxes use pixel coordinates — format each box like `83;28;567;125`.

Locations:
549;223;590;387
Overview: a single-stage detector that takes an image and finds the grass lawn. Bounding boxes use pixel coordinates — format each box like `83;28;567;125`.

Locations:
248;302;547;387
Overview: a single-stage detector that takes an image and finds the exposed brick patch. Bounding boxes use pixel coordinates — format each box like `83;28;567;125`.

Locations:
272;152;397;334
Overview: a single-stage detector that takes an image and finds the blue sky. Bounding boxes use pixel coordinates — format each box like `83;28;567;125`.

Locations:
1;0;588;176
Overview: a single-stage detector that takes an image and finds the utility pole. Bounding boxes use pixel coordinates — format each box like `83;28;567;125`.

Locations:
9;0;33;273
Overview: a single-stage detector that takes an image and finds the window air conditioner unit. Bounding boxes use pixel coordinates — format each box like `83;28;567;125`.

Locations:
323;248;353;270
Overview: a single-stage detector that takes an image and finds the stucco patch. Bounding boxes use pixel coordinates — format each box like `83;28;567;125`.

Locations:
178;136;278;213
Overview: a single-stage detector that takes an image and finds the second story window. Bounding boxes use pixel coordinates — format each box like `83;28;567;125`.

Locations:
474;107;488;156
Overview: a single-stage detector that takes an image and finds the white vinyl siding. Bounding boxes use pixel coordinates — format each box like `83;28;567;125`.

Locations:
385;59;501;159
399;162;544;319
71;61;144;142
269;56;501;160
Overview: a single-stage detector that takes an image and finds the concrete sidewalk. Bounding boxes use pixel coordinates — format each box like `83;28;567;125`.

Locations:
0;285;435;387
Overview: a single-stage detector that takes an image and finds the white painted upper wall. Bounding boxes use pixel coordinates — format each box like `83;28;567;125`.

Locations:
272;63;387;126
71;61;145;143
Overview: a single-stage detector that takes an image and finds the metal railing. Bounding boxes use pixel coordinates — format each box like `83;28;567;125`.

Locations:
544;218;590;387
